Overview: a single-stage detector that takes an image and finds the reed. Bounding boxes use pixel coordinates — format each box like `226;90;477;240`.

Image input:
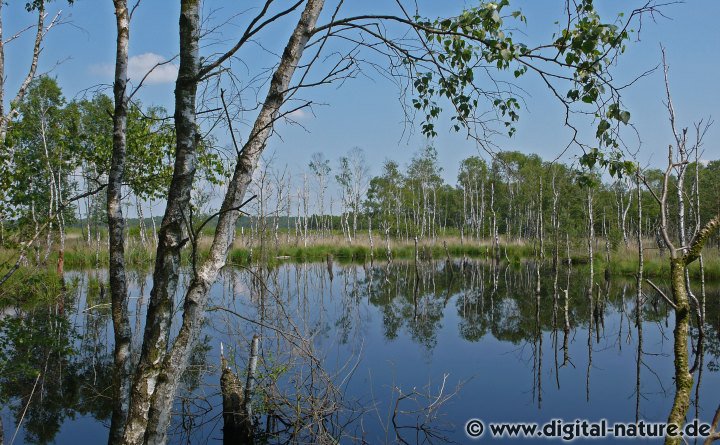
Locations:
2;235;718;281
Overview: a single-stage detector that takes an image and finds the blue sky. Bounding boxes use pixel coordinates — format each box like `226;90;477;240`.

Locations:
4;0;719;186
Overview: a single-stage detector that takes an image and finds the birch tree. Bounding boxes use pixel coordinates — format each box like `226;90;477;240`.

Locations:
0;0;67;144
0;0;65;255
639;50;718;445
336;147;368;242
107;1;132;443
309;152;331;237
3;76;78;272
458;156;488;241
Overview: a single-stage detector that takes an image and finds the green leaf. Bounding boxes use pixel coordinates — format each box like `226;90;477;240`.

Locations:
619;110;630;124
596;119;610;138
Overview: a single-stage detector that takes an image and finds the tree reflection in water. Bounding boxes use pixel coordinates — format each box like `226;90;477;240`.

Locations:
0;259;718;444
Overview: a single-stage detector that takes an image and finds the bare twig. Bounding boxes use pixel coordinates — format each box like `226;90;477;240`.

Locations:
645;279;676;309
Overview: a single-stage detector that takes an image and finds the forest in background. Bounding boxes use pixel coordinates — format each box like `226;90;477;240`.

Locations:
1;75;718;269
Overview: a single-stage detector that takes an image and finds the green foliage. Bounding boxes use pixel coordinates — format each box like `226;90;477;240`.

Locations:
0;267;67;306
24;0;74;12
0;282;113;444
1;78;229;251
74;94;228;201
1;77;79;234
579;147;637;179
0;312;76;381
360;147;712;250
309;152;331;180
407;0;633;159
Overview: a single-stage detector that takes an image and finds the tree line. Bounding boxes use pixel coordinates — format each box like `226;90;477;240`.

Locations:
2;76;719;261
242;145;720;254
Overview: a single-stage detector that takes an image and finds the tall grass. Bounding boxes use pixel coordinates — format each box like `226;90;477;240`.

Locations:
0;267;68;307
228;241;535;265
2;234;718;282
602;245;720;281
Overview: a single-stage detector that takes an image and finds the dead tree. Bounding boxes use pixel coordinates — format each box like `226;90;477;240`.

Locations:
641;50;719;445
635;165;643;423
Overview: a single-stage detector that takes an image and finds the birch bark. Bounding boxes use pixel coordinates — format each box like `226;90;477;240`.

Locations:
108;2;132;444
122;2;326;443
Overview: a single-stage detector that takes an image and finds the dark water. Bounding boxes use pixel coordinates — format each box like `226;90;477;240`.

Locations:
1;259;719;444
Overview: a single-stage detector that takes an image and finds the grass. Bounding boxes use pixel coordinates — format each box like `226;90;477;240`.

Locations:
2;233;718;282
0;267;68;307
602;246;720;281
226;238;538;266
63;246;155;269
1;242;717;308
0;246;156;270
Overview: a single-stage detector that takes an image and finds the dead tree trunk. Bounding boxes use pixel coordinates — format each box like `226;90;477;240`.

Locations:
220;336;259;444
650;53;719;443
491;182;498;259
368;216;374;265
587;188;594;281
538;178;544;259
551;172;559;271
221;361;248;444
136;196;148;248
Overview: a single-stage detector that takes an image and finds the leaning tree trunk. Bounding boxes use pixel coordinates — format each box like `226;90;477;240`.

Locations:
666;257;692;443
108;1;133;444
122;1;326;443
665;215;720;445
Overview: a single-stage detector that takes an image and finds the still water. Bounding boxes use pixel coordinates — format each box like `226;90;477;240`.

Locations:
1;259;719;444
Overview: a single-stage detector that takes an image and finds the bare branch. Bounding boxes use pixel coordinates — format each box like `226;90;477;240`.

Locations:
220;88;241;156
0;5;63;140
705;404;720;444
645;279;677;309
197;0;305;79
127;55;178;101
2;23;36;45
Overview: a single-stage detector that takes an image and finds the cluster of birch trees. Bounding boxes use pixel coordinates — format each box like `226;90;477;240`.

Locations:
0;76;226;271
241;145;720;253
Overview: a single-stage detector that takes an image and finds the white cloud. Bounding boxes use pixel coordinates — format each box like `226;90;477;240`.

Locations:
286;108;310;120
90;53;178;85
88;63;113;77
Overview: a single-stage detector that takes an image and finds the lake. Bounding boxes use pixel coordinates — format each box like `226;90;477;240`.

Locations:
1;259;718;444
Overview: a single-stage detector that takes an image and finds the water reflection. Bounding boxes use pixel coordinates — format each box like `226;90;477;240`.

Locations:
0;278;113;444
0;259;718;443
